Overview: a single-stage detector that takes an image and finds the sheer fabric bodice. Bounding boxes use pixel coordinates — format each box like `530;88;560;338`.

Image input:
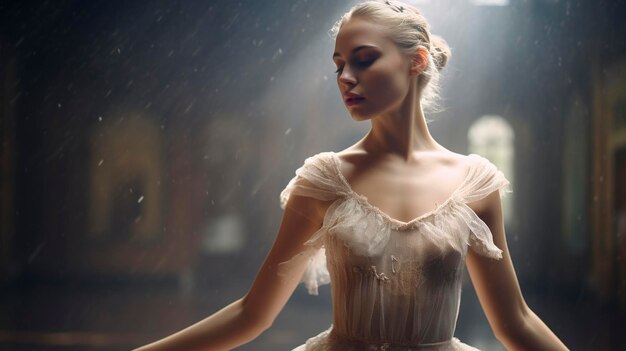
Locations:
278;152;511;351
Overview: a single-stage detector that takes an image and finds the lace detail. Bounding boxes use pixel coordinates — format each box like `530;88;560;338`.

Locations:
391;259;425;296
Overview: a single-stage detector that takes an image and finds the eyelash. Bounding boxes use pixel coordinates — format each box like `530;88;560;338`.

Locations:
334;59;375;74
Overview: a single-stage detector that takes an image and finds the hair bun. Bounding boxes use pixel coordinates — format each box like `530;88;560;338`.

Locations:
430;34;451;71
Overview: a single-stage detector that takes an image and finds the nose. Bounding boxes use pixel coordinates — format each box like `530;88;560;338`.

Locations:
338;66;357;86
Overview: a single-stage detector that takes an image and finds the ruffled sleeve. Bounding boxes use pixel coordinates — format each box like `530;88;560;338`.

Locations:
280;152;345;210
456;154;513;260
277;152;343;295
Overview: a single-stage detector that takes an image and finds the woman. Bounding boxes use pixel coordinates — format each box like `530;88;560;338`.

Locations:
135;1;569;350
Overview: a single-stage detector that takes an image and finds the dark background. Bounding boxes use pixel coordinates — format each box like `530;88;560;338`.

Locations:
1;0;626;350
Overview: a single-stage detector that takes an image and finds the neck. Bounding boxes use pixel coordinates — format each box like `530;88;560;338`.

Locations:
360;88;443;162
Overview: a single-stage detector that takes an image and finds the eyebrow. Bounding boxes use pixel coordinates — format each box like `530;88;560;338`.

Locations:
332;45;379;59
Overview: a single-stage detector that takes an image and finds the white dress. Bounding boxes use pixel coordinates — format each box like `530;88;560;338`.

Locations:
278;151;512;351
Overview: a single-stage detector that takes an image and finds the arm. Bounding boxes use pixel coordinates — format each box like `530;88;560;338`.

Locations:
134;192;329;351
465;190;569;351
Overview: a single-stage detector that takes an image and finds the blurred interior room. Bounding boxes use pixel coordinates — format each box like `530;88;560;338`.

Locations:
1;0;626;350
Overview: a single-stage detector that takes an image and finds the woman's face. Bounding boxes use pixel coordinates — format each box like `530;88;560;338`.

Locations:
333;17;412;121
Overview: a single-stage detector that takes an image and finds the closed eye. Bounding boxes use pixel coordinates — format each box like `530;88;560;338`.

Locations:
334;59;376;75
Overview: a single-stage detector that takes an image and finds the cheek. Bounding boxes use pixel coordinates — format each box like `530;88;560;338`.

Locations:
367;69;408;105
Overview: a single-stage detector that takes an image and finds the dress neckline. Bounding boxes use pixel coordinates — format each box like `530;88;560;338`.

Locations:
328;151;479;230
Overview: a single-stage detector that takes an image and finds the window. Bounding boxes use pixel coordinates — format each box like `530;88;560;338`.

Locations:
468;115;515;225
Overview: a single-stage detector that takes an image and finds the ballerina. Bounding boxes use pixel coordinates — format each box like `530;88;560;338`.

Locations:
134;1;569;350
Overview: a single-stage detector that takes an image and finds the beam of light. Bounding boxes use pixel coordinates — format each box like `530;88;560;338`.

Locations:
470;0;510;6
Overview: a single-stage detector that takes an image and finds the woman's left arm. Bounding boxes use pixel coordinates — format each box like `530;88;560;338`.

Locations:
466;190;569;351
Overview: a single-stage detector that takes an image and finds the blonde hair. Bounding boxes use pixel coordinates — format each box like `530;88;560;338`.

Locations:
329;0;451;115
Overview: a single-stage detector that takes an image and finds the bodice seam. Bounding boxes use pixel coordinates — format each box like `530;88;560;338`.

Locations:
329;327;455;349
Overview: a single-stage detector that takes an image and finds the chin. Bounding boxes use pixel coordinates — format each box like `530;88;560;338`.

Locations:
347;109;373;121
349;113;372;122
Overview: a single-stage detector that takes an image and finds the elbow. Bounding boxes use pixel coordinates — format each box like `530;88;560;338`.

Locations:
494;323;525;348
493;306;568;351
240;296;275;334
259;317;274;333
249;310;274;333
252;310;277;333
492;305;532;346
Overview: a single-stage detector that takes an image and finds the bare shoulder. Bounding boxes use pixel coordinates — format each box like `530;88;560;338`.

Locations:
422;149;473;169
333;147;370;176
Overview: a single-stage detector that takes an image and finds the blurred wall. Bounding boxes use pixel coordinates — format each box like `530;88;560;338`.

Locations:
0;0;625;331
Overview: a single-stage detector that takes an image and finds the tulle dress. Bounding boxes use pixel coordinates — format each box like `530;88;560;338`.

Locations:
278;151;511;351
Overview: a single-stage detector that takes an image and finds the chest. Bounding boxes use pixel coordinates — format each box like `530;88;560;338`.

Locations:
343;164;468;224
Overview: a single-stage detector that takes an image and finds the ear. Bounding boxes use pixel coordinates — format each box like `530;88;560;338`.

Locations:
409;47;429;76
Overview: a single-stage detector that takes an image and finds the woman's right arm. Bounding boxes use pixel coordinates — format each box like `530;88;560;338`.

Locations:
133;190;329;351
